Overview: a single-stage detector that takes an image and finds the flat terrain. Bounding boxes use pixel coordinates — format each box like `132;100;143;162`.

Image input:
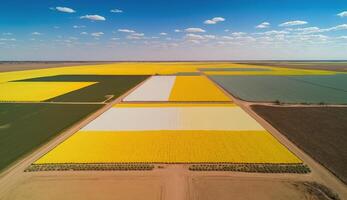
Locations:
123;75;230;102
252;105;347;184
236;61;347;72
0;81;95;102
0;61;114;72
1;169;339;200
191;177;337;200
35;130;300;164
3;174;162;200
0;62;346;200
0;103;102;171
210;75;347;104
18;75;149;102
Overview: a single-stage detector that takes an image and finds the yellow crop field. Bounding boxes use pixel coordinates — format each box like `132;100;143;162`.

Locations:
0;82;96;102
35;130;301;164
0;62;336;84
169;76;231;101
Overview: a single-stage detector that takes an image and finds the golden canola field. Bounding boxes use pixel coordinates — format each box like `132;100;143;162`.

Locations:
35;131;301;164
169;76;230;101
0;82;95;102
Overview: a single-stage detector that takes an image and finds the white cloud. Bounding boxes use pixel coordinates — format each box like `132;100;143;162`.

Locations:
290;24;347;34
221;36;233;40
234;36;256;42
80;32;88;35
2;32;12;36
256;22;270;29
231;32;247;36
204;17;225;25
118;29;136;33
111;9;123;13
337;11;347;18
204;35;216;39
111;38;120;40
132;33;144;37
255;30;289;35
174;29;181;33
32;32;42;35
55;7;76;13
91;32;104;37
160;32;167;36
185;34;205;40
73;25;86;29
185;34;215;41
188;40;201;44
126;35;143;40
0;38;16;41
80;15;106;21
292;27;323;34
327;24;347;31
185;28;206;33
337;36;347;39
279;20;308;27
297;34;329;41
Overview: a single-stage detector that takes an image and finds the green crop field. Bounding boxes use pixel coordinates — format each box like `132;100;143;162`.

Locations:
0;103;102;171
17;75;149;102
289;74;347;92
210;75;347;104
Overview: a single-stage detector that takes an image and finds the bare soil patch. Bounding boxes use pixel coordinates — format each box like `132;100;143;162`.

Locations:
251;105;347;184
191;177;339;200
2;175;162;200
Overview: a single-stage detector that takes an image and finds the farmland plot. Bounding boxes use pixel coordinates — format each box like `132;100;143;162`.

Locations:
210;75;347;104
35;130;301;164
169;76;230;101
0;82;95;102
288;74;347;92
34;103;301;164
123;75;230;102
16;75;149;102
0;103;102;171
81;105;263;131
252;105;347;183
123;76;175;101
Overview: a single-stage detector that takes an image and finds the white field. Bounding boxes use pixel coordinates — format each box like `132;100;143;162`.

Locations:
123;76;176;101
82;106;265;131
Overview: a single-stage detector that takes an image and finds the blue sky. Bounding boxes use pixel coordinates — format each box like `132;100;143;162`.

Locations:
0;0;346;60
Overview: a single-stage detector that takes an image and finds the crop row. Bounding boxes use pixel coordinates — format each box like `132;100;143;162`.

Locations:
25;163;155;172
189;164;311;174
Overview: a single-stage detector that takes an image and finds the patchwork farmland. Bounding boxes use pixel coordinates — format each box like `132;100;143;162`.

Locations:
0;62;346;200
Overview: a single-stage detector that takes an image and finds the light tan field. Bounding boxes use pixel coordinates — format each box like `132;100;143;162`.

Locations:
1;167;340;200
